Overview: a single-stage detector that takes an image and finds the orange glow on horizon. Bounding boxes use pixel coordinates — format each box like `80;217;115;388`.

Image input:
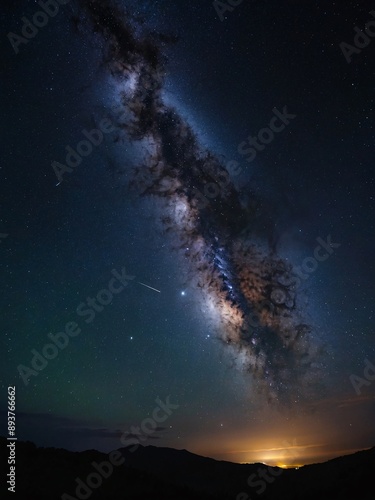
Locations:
180;393;375;468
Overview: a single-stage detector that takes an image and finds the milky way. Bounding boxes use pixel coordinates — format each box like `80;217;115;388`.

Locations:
78;0;324;404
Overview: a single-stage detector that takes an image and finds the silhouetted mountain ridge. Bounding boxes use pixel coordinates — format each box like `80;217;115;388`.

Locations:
1;436;373;499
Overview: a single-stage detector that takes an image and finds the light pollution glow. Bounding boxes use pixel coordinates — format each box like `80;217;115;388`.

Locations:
167;395;375;466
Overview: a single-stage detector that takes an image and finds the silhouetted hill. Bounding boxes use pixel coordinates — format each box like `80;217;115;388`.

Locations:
1;437;374;499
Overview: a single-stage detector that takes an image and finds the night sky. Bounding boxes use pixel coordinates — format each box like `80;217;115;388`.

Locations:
1;0;375;467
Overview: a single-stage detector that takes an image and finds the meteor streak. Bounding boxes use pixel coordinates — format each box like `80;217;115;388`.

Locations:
79;0;324;404
137;281;161;293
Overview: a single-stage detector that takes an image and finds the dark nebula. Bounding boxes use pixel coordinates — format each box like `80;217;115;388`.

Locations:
78;0;324;404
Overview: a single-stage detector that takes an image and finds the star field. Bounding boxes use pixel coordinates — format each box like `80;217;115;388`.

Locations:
1;0;375;466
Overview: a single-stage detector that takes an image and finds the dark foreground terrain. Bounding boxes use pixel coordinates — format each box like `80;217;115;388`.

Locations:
1;437;374;499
